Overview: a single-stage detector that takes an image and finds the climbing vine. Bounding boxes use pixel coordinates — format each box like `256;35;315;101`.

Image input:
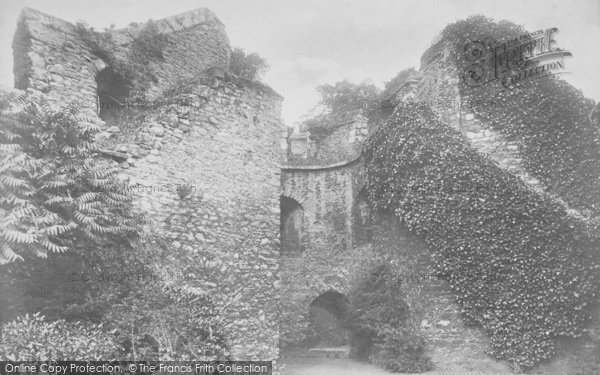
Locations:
440;16;600;215
363;103;600;370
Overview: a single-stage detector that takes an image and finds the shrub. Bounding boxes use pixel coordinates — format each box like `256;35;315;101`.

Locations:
229;47;269;81
371;328;433;373
0;313;118;360
104;280;229;361
130;20;167;64
0;92;143;263
348;264;433;372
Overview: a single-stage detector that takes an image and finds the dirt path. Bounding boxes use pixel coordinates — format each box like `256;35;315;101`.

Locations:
282;358;390;375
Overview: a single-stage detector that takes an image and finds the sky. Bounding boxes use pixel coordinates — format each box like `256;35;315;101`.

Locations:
0;0;599;125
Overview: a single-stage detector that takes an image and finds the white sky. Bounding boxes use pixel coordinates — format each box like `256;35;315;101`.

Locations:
0;0;599;125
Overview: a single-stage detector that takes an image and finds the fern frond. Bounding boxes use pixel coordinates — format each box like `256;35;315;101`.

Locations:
0;244;24;263
2;229;36;244
0;174;28;188
40;239;69;253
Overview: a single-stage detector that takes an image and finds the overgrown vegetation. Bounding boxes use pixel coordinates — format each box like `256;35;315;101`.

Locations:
441;15;600;216
382;68;418;98
75;20;167;99
0;313;118;360
0;92;142;263
305;80;380;141
104;278;229;360
0;92;229;360
229;47;269;81
364;102;600;370
348;264;433;373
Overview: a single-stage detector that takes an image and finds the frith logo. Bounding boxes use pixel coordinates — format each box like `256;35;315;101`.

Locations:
463;28;572;88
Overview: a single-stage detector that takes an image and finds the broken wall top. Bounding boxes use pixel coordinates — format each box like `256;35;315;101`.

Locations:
11;7;232;113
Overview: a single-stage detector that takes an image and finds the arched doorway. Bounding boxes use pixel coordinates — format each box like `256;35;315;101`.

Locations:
280;196;304;255
307;291;352;348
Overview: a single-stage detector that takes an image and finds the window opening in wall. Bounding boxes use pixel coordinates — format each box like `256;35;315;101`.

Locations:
95;67;131;121
353;189;373;246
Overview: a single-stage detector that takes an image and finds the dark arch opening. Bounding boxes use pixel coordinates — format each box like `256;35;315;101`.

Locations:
307;291;352;347
280;196;304;255
95;67;131;121
353;189;373;246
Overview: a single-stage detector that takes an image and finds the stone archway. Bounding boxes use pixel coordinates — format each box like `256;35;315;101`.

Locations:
307;291;352;348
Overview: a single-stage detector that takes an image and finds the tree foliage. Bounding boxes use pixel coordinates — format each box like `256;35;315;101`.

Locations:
316;80;380;116
306;80;380;140
0;92;143;264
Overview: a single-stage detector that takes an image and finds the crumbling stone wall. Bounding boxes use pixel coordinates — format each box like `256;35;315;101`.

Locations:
12;7;230;115
12;8;107;117
416;41;461;128
106;8;231;99
280;161;360;346
282;114;367;166
309;115;367;164
11;7;282;362
103;75;283;360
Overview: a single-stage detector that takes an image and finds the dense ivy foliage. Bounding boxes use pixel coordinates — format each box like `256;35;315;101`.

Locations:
348;264;433;372
364;103;600;369
441;16;600;215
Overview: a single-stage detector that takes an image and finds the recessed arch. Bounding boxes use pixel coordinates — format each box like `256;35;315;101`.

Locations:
307;291;352;347
353;188;373;246
280;195;304;255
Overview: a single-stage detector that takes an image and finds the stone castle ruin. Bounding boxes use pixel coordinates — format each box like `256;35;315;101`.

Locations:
6;6;600;373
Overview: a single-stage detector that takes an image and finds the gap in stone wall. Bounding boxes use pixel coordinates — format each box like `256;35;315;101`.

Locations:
96;67;132;122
